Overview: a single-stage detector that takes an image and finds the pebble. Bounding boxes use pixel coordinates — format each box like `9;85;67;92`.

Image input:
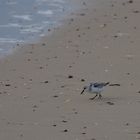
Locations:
68;75;73;79
52;124;57;127
82;132;86;135
80;13;85;16
42;43;46;46
62;129;68;132
81;79;85;82
5;84;11;87
53;95;59;98
44;81;49;83
62;120;68;123
106;102;115;105
125;123;130;126
128;0;133;4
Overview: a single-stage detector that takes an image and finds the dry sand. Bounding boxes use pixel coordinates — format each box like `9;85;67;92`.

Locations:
0;0;140;139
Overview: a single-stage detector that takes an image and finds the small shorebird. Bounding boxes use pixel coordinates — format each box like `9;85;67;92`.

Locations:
81;82;109;100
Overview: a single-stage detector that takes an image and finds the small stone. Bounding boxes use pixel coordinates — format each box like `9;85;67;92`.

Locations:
5;84;11;87
133;10;140;13
81;79;85;82
42;43;46;46
53;95;59;98
82;132;86;135
114;35;118;38
62;120;67;123
125;123;130;126
83;126;87;129
74;111;78;114
20;134;23;137
137;132;140;134
60;85;65;88
76;28;79;31
106;102;114;105
68;75;73;79
91;138;96;140
48;29;51;32
33;105;38;108
63;129;68;132
128;0;133;4
52;124;57;127
70;18;74;22
80;13;85;16
44;81;49;83
83;2;86;5
126;73;130;75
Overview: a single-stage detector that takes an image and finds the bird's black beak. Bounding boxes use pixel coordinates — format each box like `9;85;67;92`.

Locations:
80;88;86;94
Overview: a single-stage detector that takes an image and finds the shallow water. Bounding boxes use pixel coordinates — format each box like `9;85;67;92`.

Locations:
0;0;79;55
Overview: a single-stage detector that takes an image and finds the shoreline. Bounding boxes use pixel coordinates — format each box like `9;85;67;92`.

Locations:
0;0;140;140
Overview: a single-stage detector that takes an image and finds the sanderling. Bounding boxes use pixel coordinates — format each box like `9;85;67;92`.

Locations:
81;82;109;100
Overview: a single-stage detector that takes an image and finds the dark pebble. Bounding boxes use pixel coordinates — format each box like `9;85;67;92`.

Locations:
74;111;78;114
125;123;130;126
39;66;43;69
44;81;49;83
83;2;86;5
62;120;68;123
128;0;133;4
48;29;51;32
81;79;85;82
42;43;46;46
80;13;85;16
106;102;115;105
53;95;59;98
137;132;140;134
76;28;79;31
52;124;57;127
20;134;23;137
133;10;140;13
83;126;87;129
63;129;68;132
114;35;118;38
5;84;11;87
60;85;65;88
68;65;72;68
33;105;38;108
82;132;86;135
68;75;73;79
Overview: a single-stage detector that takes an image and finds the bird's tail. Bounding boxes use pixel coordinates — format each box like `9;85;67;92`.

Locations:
104;82;110;86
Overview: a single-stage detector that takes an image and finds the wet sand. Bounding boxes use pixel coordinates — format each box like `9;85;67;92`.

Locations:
0;0;140;139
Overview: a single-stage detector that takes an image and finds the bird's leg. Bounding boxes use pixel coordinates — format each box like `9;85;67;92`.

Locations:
89;94;98;100
98;94;102;99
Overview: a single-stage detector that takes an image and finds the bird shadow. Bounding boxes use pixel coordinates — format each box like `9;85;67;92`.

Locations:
88;96;124;105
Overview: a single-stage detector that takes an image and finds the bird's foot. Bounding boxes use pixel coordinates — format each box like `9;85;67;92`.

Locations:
98;94;102;99
89;94;98;100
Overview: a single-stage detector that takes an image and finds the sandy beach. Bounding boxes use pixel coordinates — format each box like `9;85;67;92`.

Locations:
0;0;140;139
